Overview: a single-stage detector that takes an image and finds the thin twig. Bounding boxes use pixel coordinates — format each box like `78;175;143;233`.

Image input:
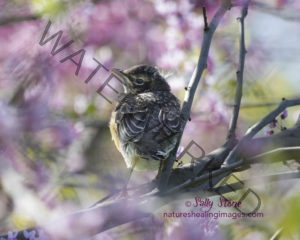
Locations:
227;1;249;141
227;101;279;108
247;147;300;164
202;6;209;31
213;171;300;195
270;228;283;240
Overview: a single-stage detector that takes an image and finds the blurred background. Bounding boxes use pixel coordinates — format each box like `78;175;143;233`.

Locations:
0;0;300;239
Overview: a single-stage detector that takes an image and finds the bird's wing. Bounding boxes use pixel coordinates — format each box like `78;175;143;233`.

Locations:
158;104;183;136
115;97;150;143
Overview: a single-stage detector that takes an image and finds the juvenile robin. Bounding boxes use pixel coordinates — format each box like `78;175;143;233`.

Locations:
110;65;183;187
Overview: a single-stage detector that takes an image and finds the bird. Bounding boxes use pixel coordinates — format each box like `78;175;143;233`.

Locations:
109;65;183;189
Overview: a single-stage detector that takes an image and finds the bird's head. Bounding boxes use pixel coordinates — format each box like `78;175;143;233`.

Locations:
111;65;170;94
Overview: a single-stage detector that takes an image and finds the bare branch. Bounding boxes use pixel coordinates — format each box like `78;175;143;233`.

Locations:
270;228;283;240
228;101;280;108
167;99;300;186
244;98;300;138
159;2;229;190
227;1;249;141
241;127;300;159
296;114;300;127
162;2;252;188
247;147;300;164
0;15;40;26
213;171;300;195
202;7;209;31
181;4;229;121
224;98;300;165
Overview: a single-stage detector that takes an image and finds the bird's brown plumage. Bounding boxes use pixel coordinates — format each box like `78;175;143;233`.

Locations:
110;65;182;172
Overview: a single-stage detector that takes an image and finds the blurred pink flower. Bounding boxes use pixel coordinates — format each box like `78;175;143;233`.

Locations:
36;120;77;149
166;218;222;240
0;101;20;140
269;119;277;128
265;129;274;136
280;109;288;119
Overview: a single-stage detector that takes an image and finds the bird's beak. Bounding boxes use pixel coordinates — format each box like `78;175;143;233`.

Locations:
111;68;128;81
111;68;131;92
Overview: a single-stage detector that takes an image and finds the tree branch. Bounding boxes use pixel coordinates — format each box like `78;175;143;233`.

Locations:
159;1;230;190
0;15;40;26
241;121;300;162
224;98;300;165
213;171;300;195
247;147;300;164
227;1;249;141
166;98;300;186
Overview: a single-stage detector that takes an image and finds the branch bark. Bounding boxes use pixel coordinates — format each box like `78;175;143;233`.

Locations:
166;97;300;188
224;98;300;165
159;1;230;190
227;1;249;141
0;15;40;26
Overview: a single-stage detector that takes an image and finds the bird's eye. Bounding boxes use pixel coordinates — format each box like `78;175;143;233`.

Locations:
135;78;144;85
